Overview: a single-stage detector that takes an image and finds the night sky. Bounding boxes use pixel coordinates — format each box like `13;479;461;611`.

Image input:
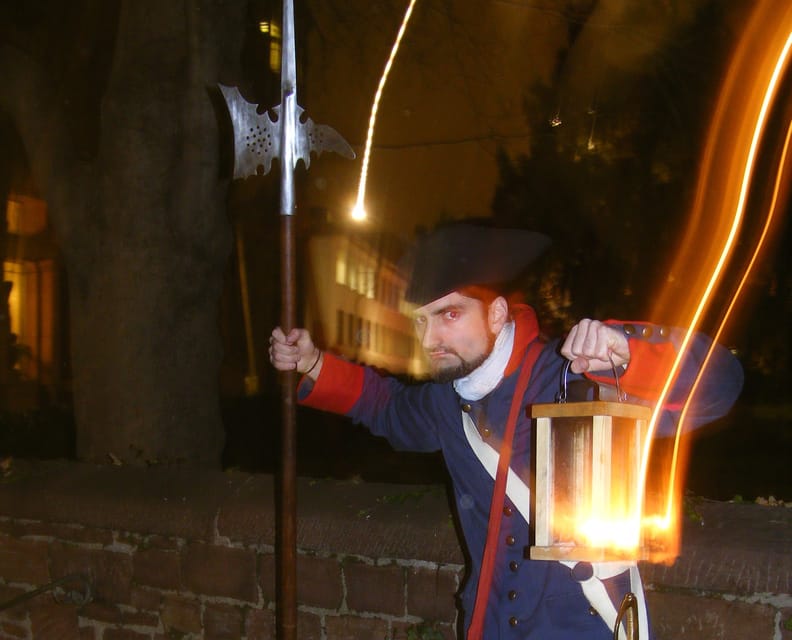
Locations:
298;0;727;234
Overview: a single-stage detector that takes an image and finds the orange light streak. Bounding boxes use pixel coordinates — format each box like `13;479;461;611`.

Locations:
664;117;792;522
632;8;792;557
564;5;792;557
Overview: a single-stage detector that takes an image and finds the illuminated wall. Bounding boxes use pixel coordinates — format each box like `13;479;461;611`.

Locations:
306;233;428;378
2;195;61;388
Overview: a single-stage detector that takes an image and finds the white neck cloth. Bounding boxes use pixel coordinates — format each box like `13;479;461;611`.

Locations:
453;321;515;401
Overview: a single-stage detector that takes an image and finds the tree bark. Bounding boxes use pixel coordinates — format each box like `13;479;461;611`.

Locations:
0;0;248;466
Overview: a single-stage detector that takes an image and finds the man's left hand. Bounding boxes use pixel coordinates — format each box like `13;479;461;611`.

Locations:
561;319;630;374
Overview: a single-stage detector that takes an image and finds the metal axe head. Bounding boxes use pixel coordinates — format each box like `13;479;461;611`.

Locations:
218;84;355;180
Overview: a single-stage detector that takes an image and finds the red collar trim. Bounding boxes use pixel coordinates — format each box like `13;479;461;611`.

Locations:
504;304;540;377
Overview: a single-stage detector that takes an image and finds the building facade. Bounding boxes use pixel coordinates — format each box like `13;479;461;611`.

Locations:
303;230;427;379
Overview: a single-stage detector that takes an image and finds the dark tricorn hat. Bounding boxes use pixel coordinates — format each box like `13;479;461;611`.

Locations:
402;221;551;306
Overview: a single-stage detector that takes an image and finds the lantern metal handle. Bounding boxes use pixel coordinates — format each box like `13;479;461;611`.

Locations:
558;354;625;403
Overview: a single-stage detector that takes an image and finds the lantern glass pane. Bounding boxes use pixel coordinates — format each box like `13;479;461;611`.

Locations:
549;415;642;548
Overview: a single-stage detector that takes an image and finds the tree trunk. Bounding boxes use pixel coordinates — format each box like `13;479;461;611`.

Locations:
0;0;248;466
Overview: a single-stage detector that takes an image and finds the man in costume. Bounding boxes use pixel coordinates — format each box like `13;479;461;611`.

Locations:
269;222;744;639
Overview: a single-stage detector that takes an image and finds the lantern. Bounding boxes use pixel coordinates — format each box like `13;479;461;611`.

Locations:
529;364;667;562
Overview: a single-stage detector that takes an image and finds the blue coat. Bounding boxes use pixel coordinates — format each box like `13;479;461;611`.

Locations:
299;305;744;639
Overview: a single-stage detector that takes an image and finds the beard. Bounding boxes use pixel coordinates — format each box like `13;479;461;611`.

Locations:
429;333;497;384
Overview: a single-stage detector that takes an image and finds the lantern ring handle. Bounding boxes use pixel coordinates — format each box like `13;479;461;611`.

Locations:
557;355;625;403
558;360;571;403
607;353;626;401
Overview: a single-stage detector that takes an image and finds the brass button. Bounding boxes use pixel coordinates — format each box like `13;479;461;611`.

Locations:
505;535;515;546
509;561;519;572
509;616;518;627
481;427;491;438
503;505;513;517
508;590;518;601
641;325;653;338
659;326;669;337
623;324;636;336
589;606;598;616
461;403;472;413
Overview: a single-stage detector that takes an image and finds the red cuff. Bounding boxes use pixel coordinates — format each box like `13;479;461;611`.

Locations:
298;352;364;415
587;338;678;401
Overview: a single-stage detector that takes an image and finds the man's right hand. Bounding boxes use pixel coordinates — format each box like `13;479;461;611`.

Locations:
269;327;323;380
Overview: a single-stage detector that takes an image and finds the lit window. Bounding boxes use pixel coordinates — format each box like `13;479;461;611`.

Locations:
335;254;346;285
258;20;281;73
269;41;281;73
349;262;357;291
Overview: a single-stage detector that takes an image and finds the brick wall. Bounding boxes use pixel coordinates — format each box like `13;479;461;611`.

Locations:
0;461;790;640
0;462;463;640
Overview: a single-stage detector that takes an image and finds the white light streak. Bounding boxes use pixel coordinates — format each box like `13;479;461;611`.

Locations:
351;0;419;222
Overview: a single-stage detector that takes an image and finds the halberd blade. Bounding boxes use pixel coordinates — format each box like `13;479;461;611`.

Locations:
280;103;356;168
219;84;355;180
219;84;281;179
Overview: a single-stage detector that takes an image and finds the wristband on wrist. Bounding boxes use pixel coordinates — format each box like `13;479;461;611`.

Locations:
304;350;322;376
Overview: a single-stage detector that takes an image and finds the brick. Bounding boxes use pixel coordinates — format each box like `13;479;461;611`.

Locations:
182;543;257;602
324;614;389;640
391;620;457;640
781;608;792;640
391;621;413;639
0;585;28;621
0;535;50;585
244;608;321;640
79;626;97;640
28;596;80;639
344;561;404;616
257;553;276;603
129;585;162;612
204;602;243;639
133;548;180;590
244;607;275;638
81;601;123;623
405;566;458;622
49;542;133;605
296;610;323;640
78;603;158;632
0;620;29;638
647;590;776;640
297;555;343;609
104;629;149;640
161;595;202;634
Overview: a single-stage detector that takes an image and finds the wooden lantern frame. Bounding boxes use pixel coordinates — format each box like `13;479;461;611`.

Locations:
530;399;653;562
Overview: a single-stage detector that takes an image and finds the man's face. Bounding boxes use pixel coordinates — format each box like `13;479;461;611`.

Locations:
413;291;498;383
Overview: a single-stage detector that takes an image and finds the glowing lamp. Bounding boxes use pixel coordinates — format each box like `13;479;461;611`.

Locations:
530;393;655;562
